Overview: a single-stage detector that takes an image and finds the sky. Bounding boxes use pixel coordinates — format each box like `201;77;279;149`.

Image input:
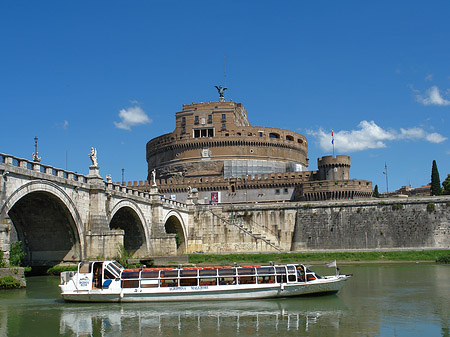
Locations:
1;1;449;192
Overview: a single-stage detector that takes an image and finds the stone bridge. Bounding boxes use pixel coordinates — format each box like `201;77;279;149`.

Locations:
2;152;449;267
0;153;192;266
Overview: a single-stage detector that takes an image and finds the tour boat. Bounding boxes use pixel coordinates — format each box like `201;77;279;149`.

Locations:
59;260;351;302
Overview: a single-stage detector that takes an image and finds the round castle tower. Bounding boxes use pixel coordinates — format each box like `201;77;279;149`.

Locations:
317;155;350;181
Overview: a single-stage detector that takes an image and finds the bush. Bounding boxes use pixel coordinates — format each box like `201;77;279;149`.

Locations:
436;255;450;264
114;244;136;268
392;204;403;211
47;265;78;275
0;276;23;289
426;203;435;213
9;241;26;267
0;250;6;268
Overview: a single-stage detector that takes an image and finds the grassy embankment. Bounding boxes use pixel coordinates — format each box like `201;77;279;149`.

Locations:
188;250;450;265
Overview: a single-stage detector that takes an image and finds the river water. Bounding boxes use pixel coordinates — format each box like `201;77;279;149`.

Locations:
1;263;449;336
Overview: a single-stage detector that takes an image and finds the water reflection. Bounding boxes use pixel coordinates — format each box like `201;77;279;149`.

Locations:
1;264;450;336
59;297;348;336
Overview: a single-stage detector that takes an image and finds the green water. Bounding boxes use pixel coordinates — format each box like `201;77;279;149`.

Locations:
1;263;449;336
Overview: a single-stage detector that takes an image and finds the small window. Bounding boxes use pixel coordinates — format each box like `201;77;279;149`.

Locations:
181;117;186;125
284;188;289;194
221;114;226;121
275;189;280;195
194;116;199;124
221;123;226;130
181;127;186;134
208;115;213;123
259;132;263;137
286;135;294;141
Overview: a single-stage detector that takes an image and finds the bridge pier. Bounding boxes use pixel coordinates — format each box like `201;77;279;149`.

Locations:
0;216;11;264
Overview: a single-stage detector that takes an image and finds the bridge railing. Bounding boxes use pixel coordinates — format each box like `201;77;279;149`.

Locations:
0;152;88;183
0;152;189;208
160;197;188;208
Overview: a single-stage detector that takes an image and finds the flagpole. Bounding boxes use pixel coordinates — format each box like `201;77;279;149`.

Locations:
331;129;335;157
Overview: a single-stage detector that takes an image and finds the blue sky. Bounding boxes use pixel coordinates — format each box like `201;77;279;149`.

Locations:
1;1;449;192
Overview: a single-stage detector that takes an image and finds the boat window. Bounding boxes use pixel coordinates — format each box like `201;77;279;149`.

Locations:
199;269;217;277
257;275;275;284
122;271;140;279
105;265;120;278
218;277;235;285
218;268;235;276
112;261;124;270
256;267;275;275
141;271;159;279
199;277;216;286
104;268;116;280
180;278;198;286
275;267;287;274
121;280;139;288
238;276;256;284
180;270;198;277
287;266;296;273
276;274;287;283
160;270;178;278
140;279;159;288
109;263;122;275
79;262;92;273
160;279;178;287
238;268;255;275
288;274;297;282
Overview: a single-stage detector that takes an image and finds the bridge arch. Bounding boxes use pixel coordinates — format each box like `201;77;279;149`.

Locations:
0;180;84;266
163;210;188;254
110;200;150;257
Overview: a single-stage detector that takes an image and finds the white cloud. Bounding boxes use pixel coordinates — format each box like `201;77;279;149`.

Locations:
307;121;447;153
425;74;433;81
63;120;69;129
416;86;450;106
114;106;151;130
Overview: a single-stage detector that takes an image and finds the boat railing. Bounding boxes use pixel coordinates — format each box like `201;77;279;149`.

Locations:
119;265;304;289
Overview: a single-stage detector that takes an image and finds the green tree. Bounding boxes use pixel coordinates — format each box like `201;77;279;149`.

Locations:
9;241;26;267
373;185;380;198
430;160;441;196
442;174;450;195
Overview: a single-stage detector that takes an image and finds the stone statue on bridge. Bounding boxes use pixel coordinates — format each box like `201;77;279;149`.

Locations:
151;169;157;186
89;147;98;167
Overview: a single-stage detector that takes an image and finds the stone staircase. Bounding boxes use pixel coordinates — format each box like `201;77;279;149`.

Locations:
208;210;282;252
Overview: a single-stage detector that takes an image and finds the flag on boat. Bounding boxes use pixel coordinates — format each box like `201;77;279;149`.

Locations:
326;260;337;268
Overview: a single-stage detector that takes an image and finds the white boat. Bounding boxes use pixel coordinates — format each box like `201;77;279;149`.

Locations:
59;260;351;302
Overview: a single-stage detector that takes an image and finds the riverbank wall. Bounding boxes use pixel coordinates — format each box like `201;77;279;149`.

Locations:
190;196;450;254
0;267;26;288
291;196;450;251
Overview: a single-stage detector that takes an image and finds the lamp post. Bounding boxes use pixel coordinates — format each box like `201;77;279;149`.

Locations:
383;162;389;193
32;136;41;162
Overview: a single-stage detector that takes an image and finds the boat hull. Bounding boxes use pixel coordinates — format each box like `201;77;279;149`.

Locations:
61;276;349;303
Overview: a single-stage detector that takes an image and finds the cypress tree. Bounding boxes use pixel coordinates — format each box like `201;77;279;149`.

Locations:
373;185;380;198
430;160;441;196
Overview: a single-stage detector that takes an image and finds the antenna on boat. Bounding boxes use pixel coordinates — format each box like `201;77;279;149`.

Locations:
233;262;237;268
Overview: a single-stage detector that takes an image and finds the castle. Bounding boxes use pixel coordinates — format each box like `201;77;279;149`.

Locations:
144;90;372;203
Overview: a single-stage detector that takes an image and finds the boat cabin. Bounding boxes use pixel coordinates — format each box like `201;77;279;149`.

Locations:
71;261;320;291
